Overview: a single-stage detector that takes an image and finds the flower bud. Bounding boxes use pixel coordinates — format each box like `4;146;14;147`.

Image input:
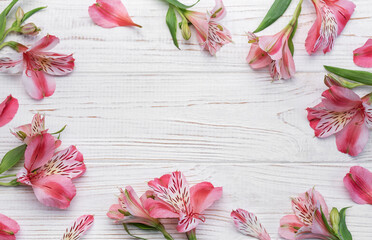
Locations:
20;23;40;36
6;41;28;53
324;74;363;89
180;19;191;40
330;207;340;234
15;7;24;24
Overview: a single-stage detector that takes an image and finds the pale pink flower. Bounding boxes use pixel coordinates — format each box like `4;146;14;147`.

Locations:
0;35;75;100
16;134;86;209
231;209;271;240
147;171;222;233
353;39;372;68
306;0;355;55
279;188;331;240
343;166;372;205
0;213;20;240
184;0;232;55
62;215;94;240
0;95;18;127
89;0;141;28
307;86;372;156
11;113;61;147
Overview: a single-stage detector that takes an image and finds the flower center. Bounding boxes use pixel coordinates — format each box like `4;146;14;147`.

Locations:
315;3;338;50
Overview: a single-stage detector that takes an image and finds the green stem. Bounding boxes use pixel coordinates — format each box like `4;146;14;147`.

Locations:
0;27;16;43
186;229;197;240
156;224;175;240
174;7;187;22
0;174;16;179
288;0;303;27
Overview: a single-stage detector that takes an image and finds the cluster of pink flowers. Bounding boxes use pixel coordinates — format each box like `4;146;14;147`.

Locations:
107;171;222;240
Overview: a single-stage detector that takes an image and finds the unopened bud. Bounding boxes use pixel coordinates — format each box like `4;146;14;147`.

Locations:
330;207;340;234
15;7;24;24
324;73;363;89
20;23;40;36
180;20;191;40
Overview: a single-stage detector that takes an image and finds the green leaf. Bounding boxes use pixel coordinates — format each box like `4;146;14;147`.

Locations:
0;0;19;40
21;6;46;24
163;0;200;10
288;19;298;55
339;207;352;240
129;223;157;230
166;5;179;49
254;0;292;33
324;66;372;86
320;207;337;236
0;145;26;174
123;223;149;240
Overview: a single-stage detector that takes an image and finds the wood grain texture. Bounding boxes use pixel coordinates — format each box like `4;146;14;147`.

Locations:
0;0;371;239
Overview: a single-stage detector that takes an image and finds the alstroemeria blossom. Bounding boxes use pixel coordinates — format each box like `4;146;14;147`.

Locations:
279;188;331;240
306;0;355;55
147;171;223;233
107;186;160;226
0;214;20;240
62;215;94;240
231;209;271;240
184;0;232;55
0;35;75;100
16;134;86;209
353;39;372;68
344;166;372;205
89;0;141;28
307;86;372;156
11;113;61;147
0;95;18;127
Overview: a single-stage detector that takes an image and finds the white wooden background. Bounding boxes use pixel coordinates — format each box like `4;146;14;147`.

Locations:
0;0;371;239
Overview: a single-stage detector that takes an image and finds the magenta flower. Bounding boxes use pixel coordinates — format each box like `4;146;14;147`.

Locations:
0;35;75;100
353;39;372;68
62;215;94;240
306;0;355;55
231;209;271;240
344;166;372;205
307;86;372;156
278;188;331;240
89;0;141;28
183;0;232;55
16;134;86;209
0;213;20;240
0;95;18;128
147;171;222;235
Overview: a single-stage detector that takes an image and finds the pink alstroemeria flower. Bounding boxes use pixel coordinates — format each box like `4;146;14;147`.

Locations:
0;35;75;100
231;209;271;240
307;86;372;156
147;171;223;234
16;134;86;209
306;0;355;55
353;39;372;68
62;215;94;240
107;186;159;226
0;95;18;127
183;0;232;56
343;166;372;205
89;0;141;28
11;113;61;147
279;188;331;240
0;214;20;240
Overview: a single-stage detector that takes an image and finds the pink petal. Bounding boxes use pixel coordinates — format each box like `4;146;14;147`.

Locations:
121;186;151;219
278;215;303;240
190;182;222;213
259;31;286;60
247;42;272;69
36;53;75;76
148;174;171;189
144;198;179;219
305;8;322;55
335;112;369;156
30;113;45;136
23;133;56;172
328;0;356;35
31;174;76;209
0;55;23;73
231;209;271;240
0;214;20;237
88;0;141;28
22;69;56;100
176;213;202;233
39;146;86;179
280;44;295;79
0;95;19;127
107;204;125;221
209;0;226;21
185;11;209;42
62;215;94;240
353;39;372;68
322;86;362;112
11;124;32;142
30;35;60;52
343;166;372;204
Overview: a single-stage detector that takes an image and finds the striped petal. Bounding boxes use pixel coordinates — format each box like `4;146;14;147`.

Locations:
231;209;271;240
62;215;94;240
